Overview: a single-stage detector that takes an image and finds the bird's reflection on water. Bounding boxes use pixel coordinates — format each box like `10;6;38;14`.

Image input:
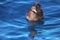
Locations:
28;27;37;40
28;20;44;40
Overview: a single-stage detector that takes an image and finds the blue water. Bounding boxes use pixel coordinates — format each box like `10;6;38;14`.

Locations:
0;0;60;40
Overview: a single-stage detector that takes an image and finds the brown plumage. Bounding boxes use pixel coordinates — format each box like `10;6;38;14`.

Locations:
26;2;43;22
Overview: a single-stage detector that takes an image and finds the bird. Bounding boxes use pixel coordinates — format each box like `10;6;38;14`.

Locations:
26;2;43;22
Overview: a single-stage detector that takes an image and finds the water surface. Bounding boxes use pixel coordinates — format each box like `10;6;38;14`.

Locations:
0;0;60;40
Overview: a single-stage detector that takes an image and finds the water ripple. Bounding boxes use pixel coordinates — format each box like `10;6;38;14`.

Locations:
0;0;60;40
